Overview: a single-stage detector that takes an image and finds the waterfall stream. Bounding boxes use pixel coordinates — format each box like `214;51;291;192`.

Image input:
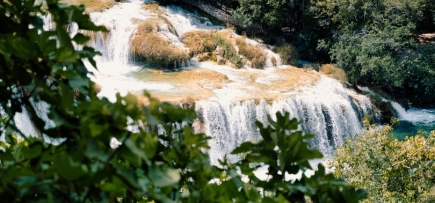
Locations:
8;1;379;163
391;102;435;139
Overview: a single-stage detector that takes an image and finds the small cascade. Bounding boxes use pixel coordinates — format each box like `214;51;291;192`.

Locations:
88;1;150;63
196;76;374;165
390;102;435;137
390;102;408;119
18;1;379;163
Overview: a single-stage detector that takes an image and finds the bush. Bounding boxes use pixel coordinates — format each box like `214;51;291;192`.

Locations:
181;30;216;55
320;64;348;84
399;44;435;107
130;19;189;68
235;38;266;69
213;33;243;68
276;43;298;66
333;117;435;202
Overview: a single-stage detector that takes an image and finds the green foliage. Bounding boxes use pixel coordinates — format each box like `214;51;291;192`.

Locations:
0;0;366;202
310;0;435;106
276;43;299;66
333;122;435;202
399;44;435;107
329;23;413;86
213;34;243;68
228;112;367;202
231;0;298;32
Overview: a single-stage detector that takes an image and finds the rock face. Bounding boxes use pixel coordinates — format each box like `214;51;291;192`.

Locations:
176;0;238;25
176;0;264;32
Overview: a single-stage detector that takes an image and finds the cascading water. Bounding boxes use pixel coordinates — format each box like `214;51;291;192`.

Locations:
391;102;435;138
81;1;376;163
196;76;373;164
11;1;378;163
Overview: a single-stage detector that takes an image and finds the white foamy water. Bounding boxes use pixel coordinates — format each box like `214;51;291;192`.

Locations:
11;1;377;165
196;76;374;164
391;102;435;124
82;1;375;163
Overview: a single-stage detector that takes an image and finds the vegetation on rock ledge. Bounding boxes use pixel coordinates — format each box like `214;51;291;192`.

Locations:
0;0;366;202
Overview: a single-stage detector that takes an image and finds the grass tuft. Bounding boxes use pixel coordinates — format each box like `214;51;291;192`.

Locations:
130;20;189;68
182;30;268;69
142;3;164;15
213;32;243;68
181;30;216;56
60;0;116;13
320;64;348;84
235;38;266;69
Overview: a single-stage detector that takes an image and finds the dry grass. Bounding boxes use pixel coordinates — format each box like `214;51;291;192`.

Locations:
320;64;348;84
182;30;268;69
140;4;177;35
213;31;243;68
130;18;189;68
60;0;116;13
131;32;189;68
235;37;266;69
142;3;164;15
181;30;216;56
136;18;162;33
240;67;319;98
134;17;177;36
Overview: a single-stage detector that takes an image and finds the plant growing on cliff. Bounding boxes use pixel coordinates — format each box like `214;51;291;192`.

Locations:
0;0;366;202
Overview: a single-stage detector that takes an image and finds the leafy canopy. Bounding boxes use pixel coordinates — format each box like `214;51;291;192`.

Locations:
333;116;435;202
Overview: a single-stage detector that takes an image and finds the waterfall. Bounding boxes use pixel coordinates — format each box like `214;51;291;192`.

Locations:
196;76;374;165
81;1;375;162
9;1;378;162
390;102;435;137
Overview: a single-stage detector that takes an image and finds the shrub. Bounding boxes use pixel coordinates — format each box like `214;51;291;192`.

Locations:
130;19;189;68
333;117;435;203
131;32;189;68
213;33;243;68
320;64;348;84
277;43;299;66
181;30;216;56
235;37;266;69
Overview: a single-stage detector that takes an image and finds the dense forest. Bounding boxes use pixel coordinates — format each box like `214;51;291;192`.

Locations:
159;0;435;108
